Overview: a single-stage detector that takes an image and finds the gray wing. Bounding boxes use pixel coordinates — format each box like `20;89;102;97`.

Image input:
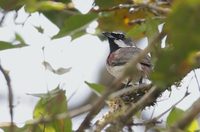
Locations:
110;47;152;67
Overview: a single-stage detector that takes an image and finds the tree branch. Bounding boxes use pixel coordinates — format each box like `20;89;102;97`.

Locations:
193;70;200;92
77;32;166;131
0;64;14;132
108;83;152;99
105;86;164;131
90;3;171;15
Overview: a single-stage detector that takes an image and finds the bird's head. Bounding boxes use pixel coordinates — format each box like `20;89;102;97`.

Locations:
103;31;133;53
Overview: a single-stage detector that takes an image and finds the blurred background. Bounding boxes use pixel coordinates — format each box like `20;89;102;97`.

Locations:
0;0;200;131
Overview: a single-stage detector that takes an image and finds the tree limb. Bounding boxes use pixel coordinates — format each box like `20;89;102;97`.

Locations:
90;3;171;15
77;32;166;131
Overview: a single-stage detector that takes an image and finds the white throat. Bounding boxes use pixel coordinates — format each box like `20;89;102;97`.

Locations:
114;39;129;47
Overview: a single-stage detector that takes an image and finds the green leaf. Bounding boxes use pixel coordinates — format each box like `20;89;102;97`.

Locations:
127;23;146;39
0;0;25;10
32;87;72;132
0;41;27;51
0;123;41;132
167;107;184;127
15;33;26;45
53;13;98;39
151;0;200;87
71;29;86;40
167;107;199;131
85;81;105;96
25;1;66;12
94;0;124;8
43;11;71;28
127;18;162;40
27;87;63;98
34;26;44;34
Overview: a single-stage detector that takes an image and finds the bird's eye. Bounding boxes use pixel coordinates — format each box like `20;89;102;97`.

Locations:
118;34;124;39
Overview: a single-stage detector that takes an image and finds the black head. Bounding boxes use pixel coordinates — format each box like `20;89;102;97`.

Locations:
103;32;131;53
103;31;125;41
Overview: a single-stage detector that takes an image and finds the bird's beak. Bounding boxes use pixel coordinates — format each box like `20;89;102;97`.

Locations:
102;32;114;38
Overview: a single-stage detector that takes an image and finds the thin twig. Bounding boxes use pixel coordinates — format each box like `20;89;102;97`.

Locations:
155;88;190;121
0;64;14;132
91;4;140;12
193;70;200;92
0;11;7;26
91;3;171;14
146;3;171;14
68;87;80;103
109;83;152;99
132;120;162;126
128;16;166;25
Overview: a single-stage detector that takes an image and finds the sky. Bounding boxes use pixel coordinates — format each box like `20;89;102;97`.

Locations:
0;0;200;131
0;0;109;127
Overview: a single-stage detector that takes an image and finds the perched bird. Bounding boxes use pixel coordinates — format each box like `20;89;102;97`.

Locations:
103;31;152;85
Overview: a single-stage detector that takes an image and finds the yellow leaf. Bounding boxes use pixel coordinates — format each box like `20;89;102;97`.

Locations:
187;119;199;131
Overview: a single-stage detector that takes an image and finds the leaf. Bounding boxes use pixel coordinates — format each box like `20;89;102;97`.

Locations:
94;0;119;8
25;1;66;12
187;120;199;131
34;26;44;34
27;87;64;100
98;8;155;40
85;81;105;96
167;107;199;131
127;18;162;40
53;13;98;39
151;0;200;87
0;122;41;132
0;0;25;10
32;87;72;132
0;41;27;51
127;23;146;39
167;107;184;127
15;33;26;45
42;61;71;75
71;29;86;40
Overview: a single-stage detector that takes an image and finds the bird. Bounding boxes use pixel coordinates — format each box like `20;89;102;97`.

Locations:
103;31;152;86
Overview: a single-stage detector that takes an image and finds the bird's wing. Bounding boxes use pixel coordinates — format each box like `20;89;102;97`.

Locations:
109;47;152;68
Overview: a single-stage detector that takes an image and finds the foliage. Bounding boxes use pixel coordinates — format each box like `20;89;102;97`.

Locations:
167;107;199;131
85;81;105;96
0;87;72;132
0;0;200;132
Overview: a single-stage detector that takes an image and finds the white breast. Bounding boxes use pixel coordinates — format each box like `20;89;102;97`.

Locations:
114;39;128;47
106;63;143;84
